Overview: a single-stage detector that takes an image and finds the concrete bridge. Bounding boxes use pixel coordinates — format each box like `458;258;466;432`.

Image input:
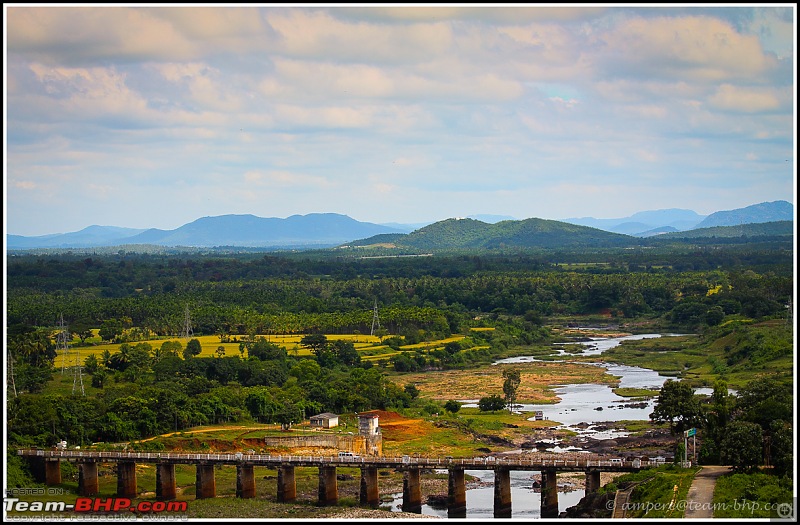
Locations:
18;449;656;518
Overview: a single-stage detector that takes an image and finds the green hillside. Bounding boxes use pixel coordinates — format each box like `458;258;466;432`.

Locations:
351;217;635;250
349;218;793;252
653;220;794;239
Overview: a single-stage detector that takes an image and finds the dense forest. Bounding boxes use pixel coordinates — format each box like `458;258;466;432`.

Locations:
6;242;794;453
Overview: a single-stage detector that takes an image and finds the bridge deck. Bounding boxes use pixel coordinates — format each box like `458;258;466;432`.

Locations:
18;449;658;472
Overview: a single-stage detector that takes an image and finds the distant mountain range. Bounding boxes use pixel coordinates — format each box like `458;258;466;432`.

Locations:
6;213;405;250
5;201;793;250
562;200;793;237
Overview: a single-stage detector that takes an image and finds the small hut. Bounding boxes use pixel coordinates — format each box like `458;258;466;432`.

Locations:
310;412;339;429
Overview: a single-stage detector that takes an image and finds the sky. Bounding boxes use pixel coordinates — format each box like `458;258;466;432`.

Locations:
4;4;796;236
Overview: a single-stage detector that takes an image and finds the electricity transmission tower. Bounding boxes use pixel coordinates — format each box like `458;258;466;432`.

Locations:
370;300;380;336
182;305;194;339
56;313;70;374
72;349;85;395
7;348;17;398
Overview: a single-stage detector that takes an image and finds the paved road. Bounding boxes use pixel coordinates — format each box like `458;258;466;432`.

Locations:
684;466;729;518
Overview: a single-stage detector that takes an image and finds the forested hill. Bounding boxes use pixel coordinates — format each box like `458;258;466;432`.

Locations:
350;217;642;250
349;218;794;251
650;220;794;240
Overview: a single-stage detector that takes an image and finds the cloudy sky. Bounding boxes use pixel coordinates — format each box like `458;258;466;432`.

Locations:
4;4;795;236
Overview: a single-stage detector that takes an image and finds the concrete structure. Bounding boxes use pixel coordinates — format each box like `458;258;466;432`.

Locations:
310;413;339;429
447;468;467;518
402;469;422;513
45;459;62;486
357;411;382;456
540;469;559;518
116;461;137;498
359;466;380;507
195;463;216;499
156;463;176;500
585;469;601;494
236;464;256;499
20;449;652;517
318;466;338;506
277;465;296;503
78;462;99;496
493;467;512;518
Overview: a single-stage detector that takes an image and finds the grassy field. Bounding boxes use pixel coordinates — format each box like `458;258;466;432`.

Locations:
711;471;794;518
388;360;621;404
54;332;479;369
600;464;702;518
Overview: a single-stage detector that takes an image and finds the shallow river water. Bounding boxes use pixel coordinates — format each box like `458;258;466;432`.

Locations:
387;333;691;517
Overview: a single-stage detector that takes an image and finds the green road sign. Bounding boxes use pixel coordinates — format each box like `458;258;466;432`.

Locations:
685;428;696;437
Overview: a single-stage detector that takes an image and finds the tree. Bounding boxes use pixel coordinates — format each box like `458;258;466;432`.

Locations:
735;377;793;430
650;379;703;434
478;395;506;412
248;337;286;361
183;338;202;359
768;420;793;478
300;334;328;354
705;306;725;326
98;319;123;343
444;400;461;414
404;383;420;400
83;354;99;375
502;368;522;413
700;380;734;464
71;322;95;345
720;420;763;473
374;328;389;343
91;369;106;389
332;340;361;367
215;346;226;358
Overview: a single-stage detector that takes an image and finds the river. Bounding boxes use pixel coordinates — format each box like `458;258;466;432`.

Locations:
386;332;694;518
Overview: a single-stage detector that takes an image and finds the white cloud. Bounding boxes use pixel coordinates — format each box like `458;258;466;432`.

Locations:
598;15;778;81
707;84;782;113
13;180;37;190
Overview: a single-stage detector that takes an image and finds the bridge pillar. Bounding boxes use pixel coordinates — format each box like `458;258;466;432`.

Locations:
156;463;177;500
236;464;256;499
195;463;216;499
318;466;338;506
540;469;559;518
359;466;379;507
493;467;512;518
447;467;467;518
78;461;99;496
45;459;62;486
585;469;601;494
116;461;137;498
277;465;296;502
402;468;422;513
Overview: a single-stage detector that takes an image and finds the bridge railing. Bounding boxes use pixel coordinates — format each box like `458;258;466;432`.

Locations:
16;449;652;470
